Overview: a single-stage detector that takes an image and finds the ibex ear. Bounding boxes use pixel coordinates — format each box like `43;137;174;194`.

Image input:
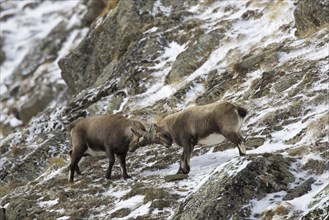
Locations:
130;128;139;136
153;123;161;132
130;128;145;145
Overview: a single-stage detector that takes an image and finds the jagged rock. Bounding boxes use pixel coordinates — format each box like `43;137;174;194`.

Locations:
303;208;329;220
0;36;5;64
0;131;68;183
246;137;265;148
196;71;236;105
6;199;34;220
294;0;329;37
59;0;204;93
283;177;315;201
0;50;4;64
247;71;285;99
172;154;295;220
0;208;5;220
12;20;69;78
110;208;131;218
233;43;282;74
241;10;263;20
81;0;107;26
16;85;54;123
164;174;189;182
59;0;147;93
166;28;226;84
1;18;75;125
302;159;329;175
302;183;329;219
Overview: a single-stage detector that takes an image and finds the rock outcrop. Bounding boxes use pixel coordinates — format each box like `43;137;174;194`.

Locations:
294;0;329;36
11;21;69;79
173;154;295;220
81;0;107;26
165;28;226;84
0;1;88;132
0;36;5;64
59;0;147;93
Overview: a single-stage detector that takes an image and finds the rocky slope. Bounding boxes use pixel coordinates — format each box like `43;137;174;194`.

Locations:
0;0;328;219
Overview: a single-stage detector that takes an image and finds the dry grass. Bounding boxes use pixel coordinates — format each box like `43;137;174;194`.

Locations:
0;184;10;197
112;50;122;63
287;145;308;157
297;24;329;38
100;0;119;18
95;23;105;33
11;145;24;156
48;157;66;169
0;180;26;197
302;159;327;175
266;0;285;21
306;113;329;141
274;204;290;215
262;202;292;219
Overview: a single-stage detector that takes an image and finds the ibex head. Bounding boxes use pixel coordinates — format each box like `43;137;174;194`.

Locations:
129;124;173;152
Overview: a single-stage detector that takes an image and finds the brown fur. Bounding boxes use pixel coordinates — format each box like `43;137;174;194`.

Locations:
157;100;247;174
68;114;146;183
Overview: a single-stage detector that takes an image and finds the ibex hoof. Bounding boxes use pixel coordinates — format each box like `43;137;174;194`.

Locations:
123;175;132;180
177;168;189;175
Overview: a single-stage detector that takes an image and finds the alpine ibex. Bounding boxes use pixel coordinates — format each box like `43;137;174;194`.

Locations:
68;114;172;183
147;100;248;174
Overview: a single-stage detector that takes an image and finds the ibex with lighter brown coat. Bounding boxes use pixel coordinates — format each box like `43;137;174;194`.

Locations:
134;100;248;174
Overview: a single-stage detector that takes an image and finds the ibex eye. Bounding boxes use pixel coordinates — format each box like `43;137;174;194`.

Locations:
164;133;171;139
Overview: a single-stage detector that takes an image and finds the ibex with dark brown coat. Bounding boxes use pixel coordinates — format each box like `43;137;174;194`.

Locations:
145;100;248;174
68;114;172;183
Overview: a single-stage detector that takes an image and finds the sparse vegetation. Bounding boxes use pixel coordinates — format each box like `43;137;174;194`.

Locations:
262;203;292;220
266;0;285;21
10;145;24;156
287;146;308;157
100;0;119;18
0;184;10;197
144;188;170;204
0;180;25;197
302;159;327;175
48;157;66;169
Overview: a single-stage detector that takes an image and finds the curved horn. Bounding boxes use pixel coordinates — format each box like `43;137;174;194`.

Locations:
130;126;172;149
130;128;143;137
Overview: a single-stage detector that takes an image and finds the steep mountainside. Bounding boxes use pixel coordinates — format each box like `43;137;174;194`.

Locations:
0;0;328;219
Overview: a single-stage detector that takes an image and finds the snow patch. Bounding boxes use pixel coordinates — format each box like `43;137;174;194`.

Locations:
38;199;59;208
109;195;146;218
152;0;172;17
131;41;186;108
